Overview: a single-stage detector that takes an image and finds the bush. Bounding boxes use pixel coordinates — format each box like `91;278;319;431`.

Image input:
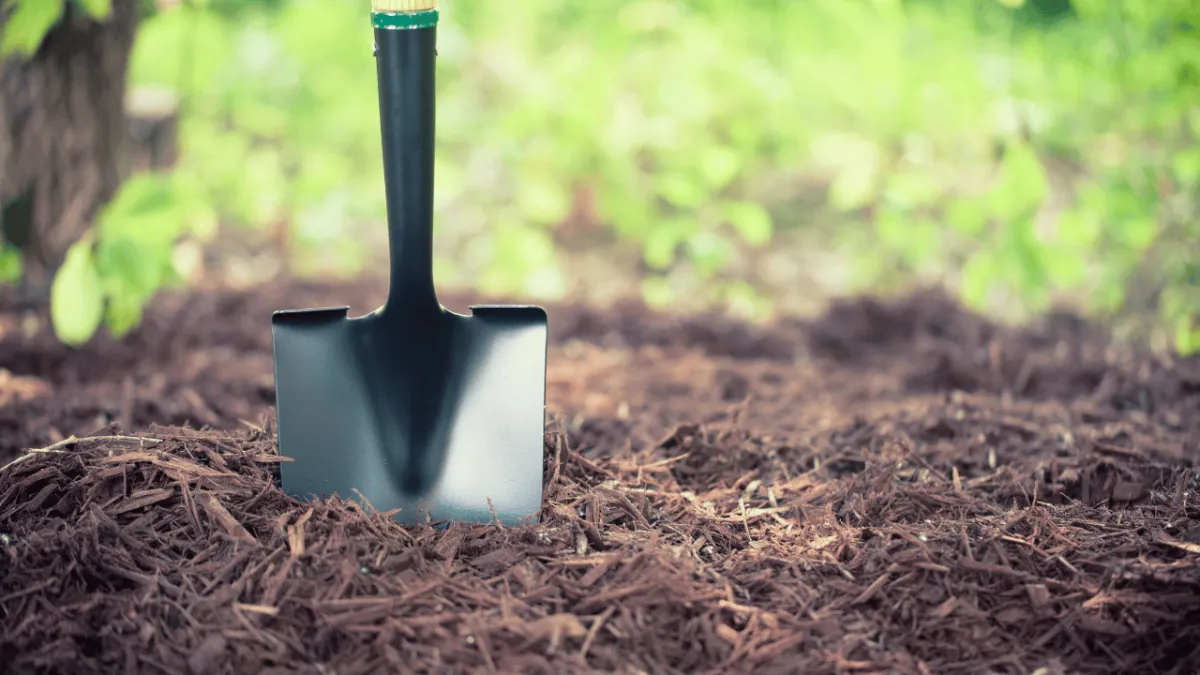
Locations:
5;0;1199;351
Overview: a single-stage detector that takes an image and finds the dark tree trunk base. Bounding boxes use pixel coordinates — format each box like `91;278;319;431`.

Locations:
0;0;139;286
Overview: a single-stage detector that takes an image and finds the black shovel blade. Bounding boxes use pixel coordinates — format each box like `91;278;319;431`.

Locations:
271;304;547;525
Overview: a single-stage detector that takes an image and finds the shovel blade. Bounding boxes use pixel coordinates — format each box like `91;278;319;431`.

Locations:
271;304;547;526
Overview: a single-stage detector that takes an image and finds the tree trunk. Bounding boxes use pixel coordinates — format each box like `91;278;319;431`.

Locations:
0;0;139;295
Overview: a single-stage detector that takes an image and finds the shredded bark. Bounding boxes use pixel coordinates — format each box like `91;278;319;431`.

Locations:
1;282;1198;674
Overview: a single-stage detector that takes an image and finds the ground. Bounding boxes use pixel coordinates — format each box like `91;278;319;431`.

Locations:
0;279;1198;674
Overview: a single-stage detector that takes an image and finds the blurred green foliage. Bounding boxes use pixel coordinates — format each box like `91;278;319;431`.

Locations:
8;0;1200;351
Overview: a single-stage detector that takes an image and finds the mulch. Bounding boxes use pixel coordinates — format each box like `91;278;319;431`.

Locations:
1;281;1198;674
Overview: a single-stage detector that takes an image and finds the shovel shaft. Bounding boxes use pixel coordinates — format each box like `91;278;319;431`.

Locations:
375;17;438;313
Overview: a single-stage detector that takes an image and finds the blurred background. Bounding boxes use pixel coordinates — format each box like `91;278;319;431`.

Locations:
1;0;1197;351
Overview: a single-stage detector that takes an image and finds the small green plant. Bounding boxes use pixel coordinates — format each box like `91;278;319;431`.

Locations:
49;174;214;345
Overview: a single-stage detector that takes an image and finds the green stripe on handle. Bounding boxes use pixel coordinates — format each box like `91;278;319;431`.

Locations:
372;9;439;30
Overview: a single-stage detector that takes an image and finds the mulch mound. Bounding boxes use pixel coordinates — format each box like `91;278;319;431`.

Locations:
1;281;1199;674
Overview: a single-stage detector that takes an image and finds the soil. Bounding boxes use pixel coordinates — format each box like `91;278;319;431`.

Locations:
1;280;1198;674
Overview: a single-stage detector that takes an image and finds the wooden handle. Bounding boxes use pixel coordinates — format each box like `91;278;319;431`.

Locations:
372;0;437;11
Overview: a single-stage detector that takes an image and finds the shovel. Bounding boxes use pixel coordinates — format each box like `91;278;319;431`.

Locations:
271;0;548;526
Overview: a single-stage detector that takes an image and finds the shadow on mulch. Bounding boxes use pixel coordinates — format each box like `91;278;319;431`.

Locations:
0;282;1198;674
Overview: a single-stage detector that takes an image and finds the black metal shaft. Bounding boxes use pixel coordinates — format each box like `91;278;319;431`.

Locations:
375;25;438;313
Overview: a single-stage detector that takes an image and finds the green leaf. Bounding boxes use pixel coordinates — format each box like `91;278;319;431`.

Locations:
874;208;908;247
643;222;684;271
884;170;941;210
722;201;772;246
129;4;234;96
945;198;988;236
97;174;190;243
50;239;105;346
88;173;199;340
723;280;773;322
596;188;650;239
960;252;997;310
1115;216;1159;252
989;141;1048;223
159;255;186;289
75;0;111;19
828;163;877;212
515;171;571;225
1043;246;1087;288
0;245;21;284
1054;208;1101;248
698;146;740;190
96;236;163;297
814;134;881;213
1066;0;1105;19
1;0;65;57
686;231;729;278
655;173;707;209
1003;217;1049;307
1175;317;1200;356
640;276;674;308
877;210;939;269
1093;275;1127;313
1171;149;1200;188
104;280;147;338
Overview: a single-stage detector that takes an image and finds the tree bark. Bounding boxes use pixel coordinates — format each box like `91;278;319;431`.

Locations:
0;0;140;293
